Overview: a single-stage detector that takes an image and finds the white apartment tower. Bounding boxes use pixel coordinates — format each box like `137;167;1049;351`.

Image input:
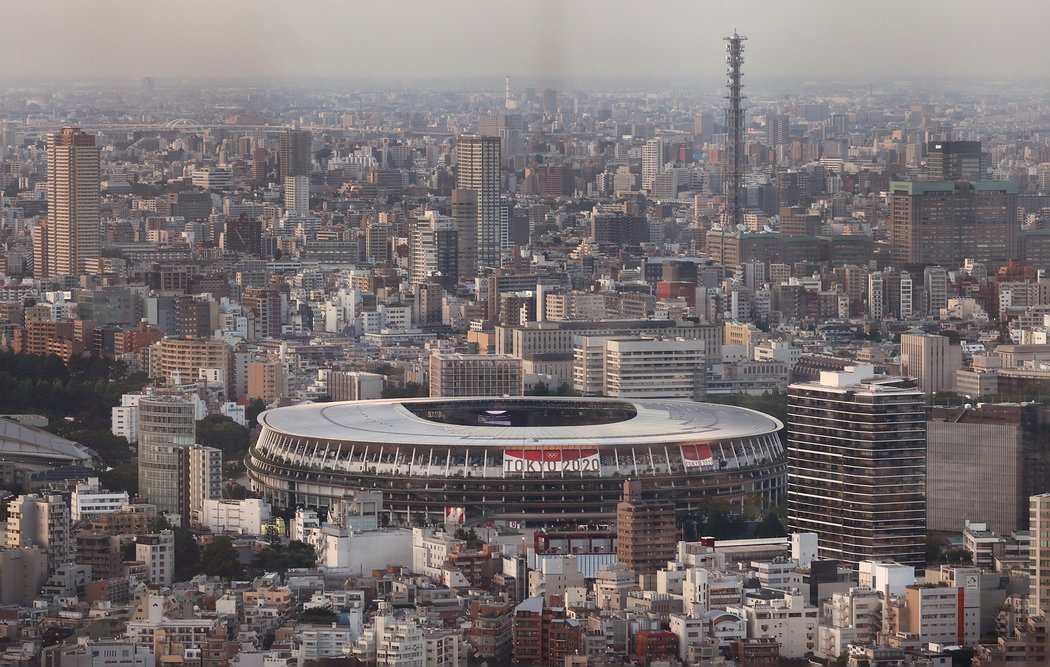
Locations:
284;175;310;217
642;138;665;193
188;445;223;526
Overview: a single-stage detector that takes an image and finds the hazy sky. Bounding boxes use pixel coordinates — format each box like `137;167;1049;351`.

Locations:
5;0;1047;82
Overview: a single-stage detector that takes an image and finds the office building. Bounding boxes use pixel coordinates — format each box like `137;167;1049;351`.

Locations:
188;445;222;527
429;353;524;398
928;404;1050;535
642;138;664;192
888;181;1019;269
926;140;982;181
278;128;311;181
787;365;926;566
38;127;100;277
138;397;197;516
246;359;287;403
457;134;506;270
900;333;962;394
616;480;676;575
5;494;71;573
574;336;707;399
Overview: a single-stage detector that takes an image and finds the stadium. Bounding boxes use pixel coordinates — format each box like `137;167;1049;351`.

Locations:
246;396;785;525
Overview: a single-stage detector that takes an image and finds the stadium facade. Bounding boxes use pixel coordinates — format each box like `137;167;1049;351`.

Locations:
246;396;784;525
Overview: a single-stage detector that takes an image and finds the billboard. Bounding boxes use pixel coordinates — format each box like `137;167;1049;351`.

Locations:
503;448;601;474
445;506;465;524
680;443;715;469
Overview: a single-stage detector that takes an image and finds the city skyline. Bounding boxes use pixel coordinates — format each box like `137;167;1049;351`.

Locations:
5;0;1050;82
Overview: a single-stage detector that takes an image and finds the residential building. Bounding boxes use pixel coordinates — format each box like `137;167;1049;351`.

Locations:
138;396;196;516
5;493;71;573
38;127;100;278
188;445;223;527
617;480;676;575
787;365;926;566
457;134;506;270
136;530;175;588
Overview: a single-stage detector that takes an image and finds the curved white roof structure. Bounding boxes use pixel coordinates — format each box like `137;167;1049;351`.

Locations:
258;396;783;448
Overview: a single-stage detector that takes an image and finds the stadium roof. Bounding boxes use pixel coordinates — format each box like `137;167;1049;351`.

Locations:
259;396;782;448
0;418;95;466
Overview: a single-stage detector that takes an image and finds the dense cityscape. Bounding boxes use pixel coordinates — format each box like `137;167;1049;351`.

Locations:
2;5;1050;667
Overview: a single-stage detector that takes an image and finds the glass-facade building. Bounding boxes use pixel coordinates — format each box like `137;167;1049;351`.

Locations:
138;397;196;515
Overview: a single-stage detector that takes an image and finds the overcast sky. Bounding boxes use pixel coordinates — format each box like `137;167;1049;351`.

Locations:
4;0;1045;82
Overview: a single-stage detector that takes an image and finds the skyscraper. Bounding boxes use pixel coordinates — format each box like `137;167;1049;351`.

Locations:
723;32;747;230
278;128;312;182
786;364;926;567
641;138;664;193
138;396;197;516
457;134;505;271
926;140;983;181
888;180;1019;269
39;127;100;277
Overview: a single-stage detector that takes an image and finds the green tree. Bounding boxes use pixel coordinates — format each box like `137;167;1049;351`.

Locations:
245;399;267;428
172;528;202;582
755;510;787;538
99;463;139;496
200;536;244;580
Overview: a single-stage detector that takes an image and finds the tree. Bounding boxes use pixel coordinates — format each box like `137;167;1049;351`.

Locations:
755;510;787;538
172;528;202;582
263;523;281;547
200;536;244;580
99;463;139;496
245;399;267;428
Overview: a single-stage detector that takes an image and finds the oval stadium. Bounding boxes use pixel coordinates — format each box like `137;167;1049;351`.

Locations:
247;396;785;525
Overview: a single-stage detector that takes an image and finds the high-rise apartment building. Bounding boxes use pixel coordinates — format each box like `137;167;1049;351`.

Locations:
5;494;71;573
888;181;1019;269
616;480;676;575
278;128;312;182
38;127;100;277
1033;494;1050;616
188;445;222;527
409;212;458;288
642;138;664;193
765;113;790;147
451;189;479;279
457;134;505;271
138;397;197;516
926;140;983;181
284;175;310;217
787;364;926;566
